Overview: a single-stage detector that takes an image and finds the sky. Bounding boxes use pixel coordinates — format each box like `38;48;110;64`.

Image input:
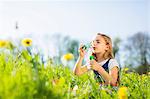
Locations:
0;0;149;40
0;0;149;60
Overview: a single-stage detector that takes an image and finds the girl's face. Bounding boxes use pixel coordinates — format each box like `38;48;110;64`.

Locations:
91;35;108;54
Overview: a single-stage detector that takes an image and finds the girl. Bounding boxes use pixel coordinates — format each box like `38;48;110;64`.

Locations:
73;33;120;86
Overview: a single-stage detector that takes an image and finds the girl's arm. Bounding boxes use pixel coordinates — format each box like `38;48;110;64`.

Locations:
73;56;88;76
73;44;89;76
97;66;119;86
90;60;119;86
109;67;119;86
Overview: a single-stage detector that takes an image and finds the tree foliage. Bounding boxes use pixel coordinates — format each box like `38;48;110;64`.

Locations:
125;32;150;74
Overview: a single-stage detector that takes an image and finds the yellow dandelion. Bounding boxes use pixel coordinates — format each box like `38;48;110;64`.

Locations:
62;53;74;61
0;40;9;48
118;86;128;99
21;38;32;47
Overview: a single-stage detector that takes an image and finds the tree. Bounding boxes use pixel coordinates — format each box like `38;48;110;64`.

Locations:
125;32;150;74
113;37;121;66
113;37;121;57
51;34;79;65
62;36;79;61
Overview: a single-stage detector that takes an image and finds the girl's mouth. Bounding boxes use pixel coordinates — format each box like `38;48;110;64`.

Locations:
92;47;96;50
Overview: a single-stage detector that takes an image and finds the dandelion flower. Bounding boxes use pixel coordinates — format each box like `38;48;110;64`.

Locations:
62;53;74;61
0;40;9;48
21;38;32;47
118;86;128;99
61;53;74;67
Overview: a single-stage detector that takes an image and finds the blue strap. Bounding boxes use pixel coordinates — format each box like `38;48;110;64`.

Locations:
93;59;111;82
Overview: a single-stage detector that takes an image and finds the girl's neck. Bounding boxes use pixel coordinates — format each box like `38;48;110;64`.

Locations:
95;53;106;62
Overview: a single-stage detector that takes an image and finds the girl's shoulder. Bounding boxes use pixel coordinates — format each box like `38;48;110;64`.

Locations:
109;58;118;63
108;58;120;70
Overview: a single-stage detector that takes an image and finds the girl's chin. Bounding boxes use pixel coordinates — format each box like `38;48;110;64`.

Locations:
92;50;101;54
92;50;97;53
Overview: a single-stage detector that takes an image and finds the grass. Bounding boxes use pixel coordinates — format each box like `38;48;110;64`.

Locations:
0;48;149;99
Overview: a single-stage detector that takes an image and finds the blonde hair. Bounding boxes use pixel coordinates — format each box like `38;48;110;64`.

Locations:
92;33;114;60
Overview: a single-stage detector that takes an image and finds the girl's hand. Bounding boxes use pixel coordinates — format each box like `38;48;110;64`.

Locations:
78;44;86;58
90;60;101;71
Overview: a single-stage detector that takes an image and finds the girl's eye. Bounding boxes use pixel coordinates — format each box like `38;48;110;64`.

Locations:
97;41;100;43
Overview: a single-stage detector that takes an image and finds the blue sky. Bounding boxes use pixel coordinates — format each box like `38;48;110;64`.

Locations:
0;0;149;60
0;0;149;40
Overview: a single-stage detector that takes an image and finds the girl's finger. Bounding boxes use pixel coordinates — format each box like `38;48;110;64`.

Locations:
79;44;84;49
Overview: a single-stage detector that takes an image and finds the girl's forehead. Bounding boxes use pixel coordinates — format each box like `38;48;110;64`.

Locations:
92;35;104;41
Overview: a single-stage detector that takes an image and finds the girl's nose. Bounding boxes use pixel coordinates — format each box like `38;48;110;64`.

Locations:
91;41;96;47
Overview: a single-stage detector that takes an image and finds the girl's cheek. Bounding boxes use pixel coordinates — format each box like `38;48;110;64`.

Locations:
97;46;102;49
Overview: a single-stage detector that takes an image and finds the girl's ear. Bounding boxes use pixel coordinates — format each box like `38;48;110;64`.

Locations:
106;44;109;50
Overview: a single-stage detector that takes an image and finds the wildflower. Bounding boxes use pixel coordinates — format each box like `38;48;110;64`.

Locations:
0;40;9;48
21;38;32;47
73;85;78;91
52;79;59;86
141;74;147;80
62;53;74;61
61;53;74;67
58;77;65;86
52;77;65;87
96;83;99;86
118;86;128;99
52;77;66;94
45;81;49;86
123;68;129;72
72;85;78;96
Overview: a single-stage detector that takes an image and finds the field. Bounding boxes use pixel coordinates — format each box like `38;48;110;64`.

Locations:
0;40;149;99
